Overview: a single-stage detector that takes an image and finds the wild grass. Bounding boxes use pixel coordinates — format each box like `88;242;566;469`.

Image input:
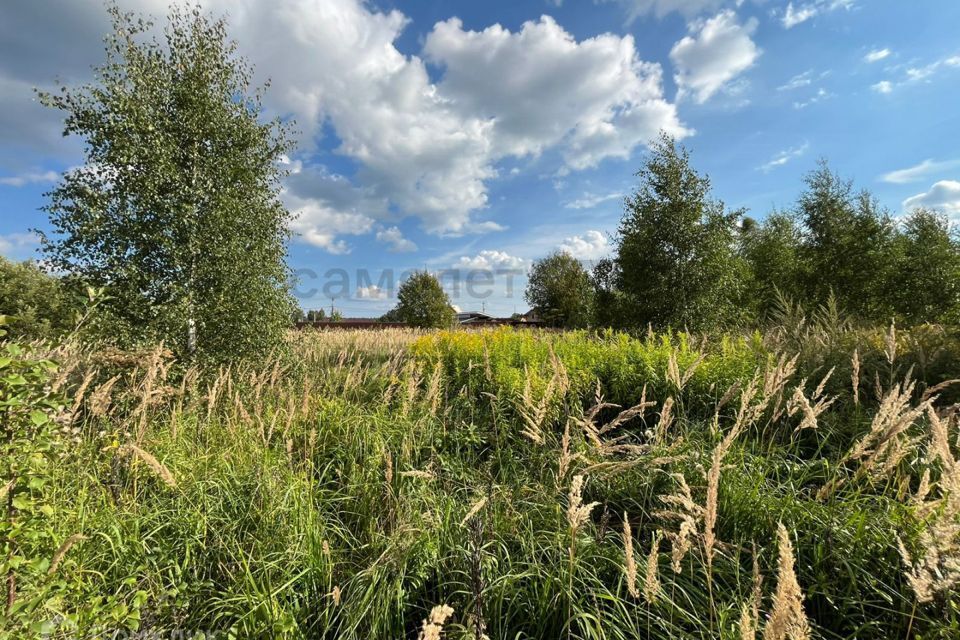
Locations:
4;325;960;638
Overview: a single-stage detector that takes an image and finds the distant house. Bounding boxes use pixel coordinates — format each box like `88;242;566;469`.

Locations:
455;310;545;328
456;311;500;325
519;308;544;324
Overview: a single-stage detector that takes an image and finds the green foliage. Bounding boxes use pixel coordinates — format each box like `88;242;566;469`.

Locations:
390;271;455;328
379;307;403;323
411;327;766;415
794;161;898;320
738;212;804;320
614;133;746;330
0;258;79;341
594;147;960;331
524;251;594;328
590;258;630;329
306;309;327;322
38;4;295;363
889;208;960;324
7;326;958;638
738;164;960;327
0;318;68;633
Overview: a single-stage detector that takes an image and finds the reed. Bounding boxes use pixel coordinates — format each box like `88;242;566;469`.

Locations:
9;325;957;638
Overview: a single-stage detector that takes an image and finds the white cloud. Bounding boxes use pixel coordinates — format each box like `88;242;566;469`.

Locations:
611;0;729;22
793;87;830;109
670;11;761;104
881;159;960;184
781;0;854;29
3;0;688;237
227;1;686;234
225;0;505;236
355;285;388;300
557;230;610;260
288;204;372;255
424;15;688;172
282;164;383;254
454;250;527;271
870;53;960;94
564;191;623;209
863;48;890;63
0;232;40;258
777;70;813;91
906;55;960;81
903;180;960;216
781;3;817;28
758;142;809;172
0;169;59;187
375;226;417;253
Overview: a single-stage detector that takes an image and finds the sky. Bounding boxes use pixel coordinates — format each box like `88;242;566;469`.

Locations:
2;0;960;317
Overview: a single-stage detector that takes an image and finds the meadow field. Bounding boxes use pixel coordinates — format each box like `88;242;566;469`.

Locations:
4;321;960;639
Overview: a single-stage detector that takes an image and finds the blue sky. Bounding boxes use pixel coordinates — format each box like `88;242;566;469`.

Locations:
2;0;960;316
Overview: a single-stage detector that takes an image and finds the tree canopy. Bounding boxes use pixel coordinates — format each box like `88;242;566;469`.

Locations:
38;4;294;362
614;133;745;330
391;271;456;328
793;161;896;319
525;251;594;328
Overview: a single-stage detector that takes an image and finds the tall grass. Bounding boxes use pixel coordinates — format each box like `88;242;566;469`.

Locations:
3;326;959;638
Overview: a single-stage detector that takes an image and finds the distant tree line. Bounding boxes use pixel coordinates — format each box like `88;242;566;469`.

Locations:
526;133;960;330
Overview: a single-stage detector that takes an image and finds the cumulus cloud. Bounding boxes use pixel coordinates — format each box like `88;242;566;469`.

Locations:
557;230;610;260
4;0;688;238
670;11;760;104
222;0;501;235
0;169;59;187
902;180;960;216
871;80;893;94
355;284;388;300
758;142;809;172
282;163;383;254
881;159;960;184
564;192;623;209
781;0;854;29
222;0;685;234
424;16;688;172
863;48;890;63
375;226;417;253
454;250;527;271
